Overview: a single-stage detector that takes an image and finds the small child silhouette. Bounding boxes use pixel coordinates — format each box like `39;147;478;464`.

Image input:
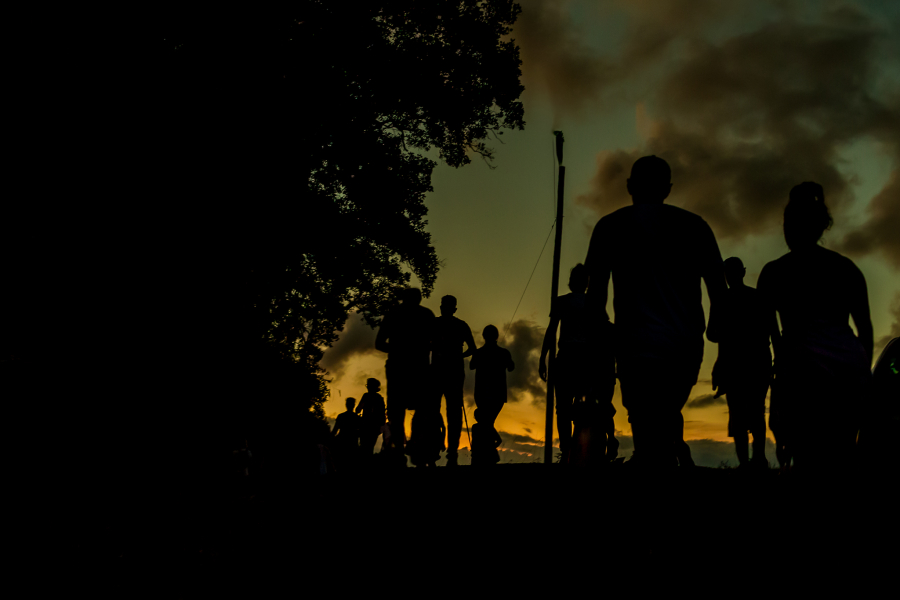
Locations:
355;378;386;456
471;408;502;466
469;324;514;426
332;397;361;470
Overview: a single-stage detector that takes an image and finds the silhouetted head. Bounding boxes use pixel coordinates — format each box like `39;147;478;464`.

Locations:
345;397;356;411
724;257;746;288
473;408;482;422
482;324;499;342
399;287;422;306
440;295;458;317
568;263;588;293
784;182;832;250
366;378;381;392
626;156;672;204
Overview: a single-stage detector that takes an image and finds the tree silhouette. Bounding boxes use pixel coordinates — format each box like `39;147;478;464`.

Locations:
156;2;525;441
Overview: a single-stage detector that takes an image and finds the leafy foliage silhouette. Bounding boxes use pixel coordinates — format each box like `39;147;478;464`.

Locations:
158;3;525;427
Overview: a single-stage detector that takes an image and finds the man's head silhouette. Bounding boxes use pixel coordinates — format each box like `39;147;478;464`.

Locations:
724;257;746;288
345;397;356;411
482;324;499;342
784;182;832;250
440;295;458;317
568;263;588;294
627;155;672;204
399;287;422;306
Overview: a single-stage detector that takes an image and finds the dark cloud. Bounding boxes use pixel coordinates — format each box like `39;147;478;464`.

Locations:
839;169;900;268
451;427;548;463
576;9;900;248
514;0;730;119
502;318;547;403
319;313;380;380
686;393;726;408
514;0;614;118
518;1;900;259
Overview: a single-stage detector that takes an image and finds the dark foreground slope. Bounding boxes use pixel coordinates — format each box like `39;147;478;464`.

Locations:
85;464;894;573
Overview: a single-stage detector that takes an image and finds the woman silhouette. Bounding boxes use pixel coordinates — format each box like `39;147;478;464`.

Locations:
757;182;873;472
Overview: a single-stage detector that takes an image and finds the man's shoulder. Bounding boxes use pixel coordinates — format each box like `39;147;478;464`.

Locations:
417;305;436;318
661;204;710;228
596;205;634;227
452;315;470;329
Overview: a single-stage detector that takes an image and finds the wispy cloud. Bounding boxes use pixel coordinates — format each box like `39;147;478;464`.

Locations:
686;393;726;409
319;313;380;380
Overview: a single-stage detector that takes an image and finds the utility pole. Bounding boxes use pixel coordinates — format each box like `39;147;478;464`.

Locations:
545;131;565;464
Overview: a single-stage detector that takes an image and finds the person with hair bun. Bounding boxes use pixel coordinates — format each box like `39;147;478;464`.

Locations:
757;182;873;473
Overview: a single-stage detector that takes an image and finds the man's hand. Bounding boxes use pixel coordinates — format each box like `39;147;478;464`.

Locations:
538;359;548;382
712;363;723;398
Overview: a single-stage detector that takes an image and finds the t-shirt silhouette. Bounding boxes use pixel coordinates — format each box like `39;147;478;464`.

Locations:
431;315;473;370
549;292;591;349
380;304;435;364
334;411;361;442
585;203;724;369
357;391;386;427
470;343;514;402
710;285;771;360
757;246;869;376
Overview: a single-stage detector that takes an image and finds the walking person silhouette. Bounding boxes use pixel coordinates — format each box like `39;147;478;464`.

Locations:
471;408;502;466
584;156;726;469
470;325;514;428
430;295;477;467
539;263;616;464
707;257;772;469
375;287;436;454
355;378;386;457
757;182;873;473
332;397;361;471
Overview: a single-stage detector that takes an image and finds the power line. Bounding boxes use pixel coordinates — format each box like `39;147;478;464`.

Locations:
503;219;556;340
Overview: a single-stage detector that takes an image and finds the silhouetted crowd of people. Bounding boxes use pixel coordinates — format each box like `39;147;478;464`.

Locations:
318;156;896;474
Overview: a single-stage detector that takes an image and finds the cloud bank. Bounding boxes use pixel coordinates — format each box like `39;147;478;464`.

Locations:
319;313;380;380
515;1;900;265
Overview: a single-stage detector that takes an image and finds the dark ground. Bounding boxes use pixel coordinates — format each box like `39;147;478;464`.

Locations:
85;463;895;576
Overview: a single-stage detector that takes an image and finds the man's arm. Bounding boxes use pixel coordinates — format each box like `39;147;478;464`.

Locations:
462;324;477;359
584;219;611;321
538;316;559;382
756;264;782;355
698;220;726;334
848;262;874;365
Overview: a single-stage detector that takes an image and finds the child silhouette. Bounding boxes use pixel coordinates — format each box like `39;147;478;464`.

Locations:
355;378;386;456
469;324;514;427
471;408;502;466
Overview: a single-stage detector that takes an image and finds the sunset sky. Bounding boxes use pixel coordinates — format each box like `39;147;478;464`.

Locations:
320;0;900;465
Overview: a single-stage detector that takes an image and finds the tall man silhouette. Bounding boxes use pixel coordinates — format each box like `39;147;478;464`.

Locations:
431;295;476;467
585;156;726;468
375;287;436;451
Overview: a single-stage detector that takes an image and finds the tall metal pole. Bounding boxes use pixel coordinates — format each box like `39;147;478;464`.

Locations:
545;132;565;464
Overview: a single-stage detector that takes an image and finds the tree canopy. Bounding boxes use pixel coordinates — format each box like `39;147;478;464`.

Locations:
159;1;525;417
